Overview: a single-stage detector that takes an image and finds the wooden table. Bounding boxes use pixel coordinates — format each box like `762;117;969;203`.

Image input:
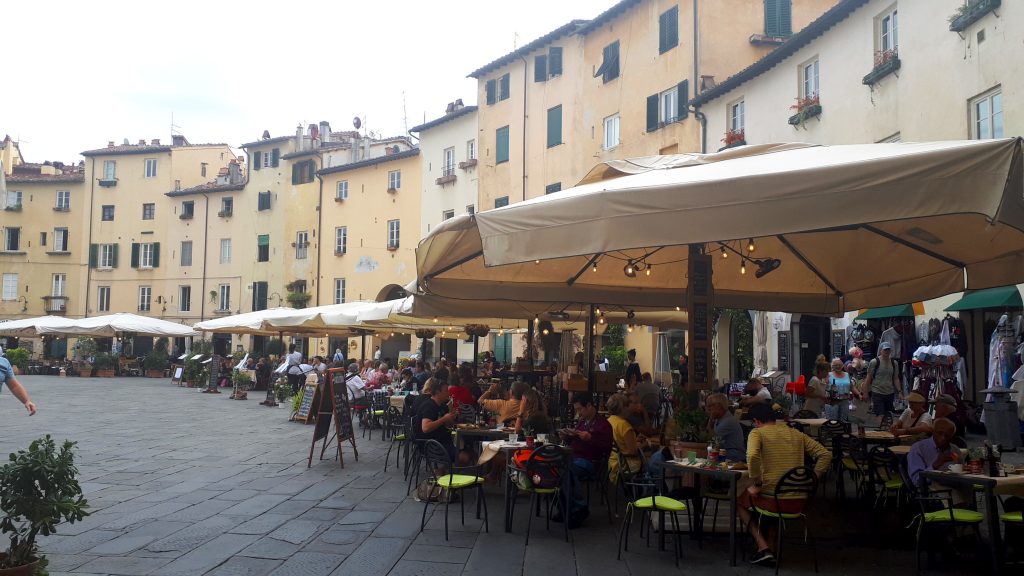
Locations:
888;444;911;456
479;440;529;532
793;418;827;436
861;430;898;444
665;461;749;567
920;470;1024;573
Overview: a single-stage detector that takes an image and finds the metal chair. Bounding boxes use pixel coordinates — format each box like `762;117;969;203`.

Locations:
751;466;820;575
866;445;904;508
417;439;488;541
834;433;869;500
616;454;686;566
383;407;406;473
508;444;573;544
793;409;819;419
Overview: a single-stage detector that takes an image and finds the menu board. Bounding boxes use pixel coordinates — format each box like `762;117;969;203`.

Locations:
831;330;846;361
293;383;318;424
332;384;355;443
692;303;709;341
693;347;709;386
691;258;710;298
777;331;791;371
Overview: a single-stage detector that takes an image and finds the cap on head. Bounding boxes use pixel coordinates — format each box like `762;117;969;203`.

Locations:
934;394;957;408
880;342;893;351
906;392;926;404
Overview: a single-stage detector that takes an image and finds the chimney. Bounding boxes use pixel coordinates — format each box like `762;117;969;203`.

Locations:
262;130;271;140
228;160;241;183
296;124;304;151
172;134;188;147
445;102;455;114
700;75;717;92
454;98;464;110
138;139;146;145
151;139;160;145
320;121;331;144
108;141;115;148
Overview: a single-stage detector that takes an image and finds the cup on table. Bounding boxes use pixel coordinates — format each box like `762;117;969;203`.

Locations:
948;463;963;474
508;433;519;443
537;434;548;443
687;451;697;465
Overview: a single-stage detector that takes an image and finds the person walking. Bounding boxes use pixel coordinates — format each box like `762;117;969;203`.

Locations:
0;345;37;415
863;342;901;418
286;344;304;394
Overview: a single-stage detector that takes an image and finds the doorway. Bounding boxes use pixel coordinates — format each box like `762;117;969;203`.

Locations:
798;315;831;379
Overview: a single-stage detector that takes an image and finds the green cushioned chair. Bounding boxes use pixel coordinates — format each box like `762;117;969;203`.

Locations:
417;439;488;542
750;466;820;575
1000;511;1023;523
922;507;984;523
617;452;685;567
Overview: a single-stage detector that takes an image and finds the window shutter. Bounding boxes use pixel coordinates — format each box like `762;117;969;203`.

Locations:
547;106;562;148
646;94;660;132
659;7;679;53
780;0;792;36
271;148;280;167
534;55;547;82
307;161;315;182
152;242;160;268
112;243;119;268
485;79;496;105
677;80;689;120
496;127;510;163
130;243;140;268
89;244;98;268
253;151;262;171
549;47;563;76
291;163;300;184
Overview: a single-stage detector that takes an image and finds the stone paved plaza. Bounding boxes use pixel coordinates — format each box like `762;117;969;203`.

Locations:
0;376;982;575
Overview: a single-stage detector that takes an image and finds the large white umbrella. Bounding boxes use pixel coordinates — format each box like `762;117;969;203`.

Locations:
416;139;1024;314
0;316;77;337
37;313;197;338
194;307;301;336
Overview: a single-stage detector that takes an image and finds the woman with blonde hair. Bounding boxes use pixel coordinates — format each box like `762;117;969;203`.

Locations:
514;388;551;435
606;393;641;483
804;356;830;416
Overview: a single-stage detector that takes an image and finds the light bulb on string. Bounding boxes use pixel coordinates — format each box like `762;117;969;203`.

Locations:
433;317;438;323
675;306;681;311
595;306;601;315
645;265;651;277
720;246;728;258
535;260;540;265
592;262;598;272
627;324;634;333
498;329;505;337
598;316;605;325
741;260;747;275
623;261;636;278
747;238;756;253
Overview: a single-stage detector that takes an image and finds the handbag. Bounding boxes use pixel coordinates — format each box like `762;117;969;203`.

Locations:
415;479;457;503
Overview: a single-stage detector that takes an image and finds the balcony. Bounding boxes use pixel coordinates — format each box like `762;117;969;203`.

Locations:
98;178;118;187
179;212;194;220
42;295;69;314
435;173;457;186
458;159;478;170
4;203;22;212
217;209;233;218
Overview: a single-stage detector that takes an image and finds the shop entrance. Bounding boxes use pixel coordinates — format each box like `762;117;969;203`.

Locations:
798;315;831;379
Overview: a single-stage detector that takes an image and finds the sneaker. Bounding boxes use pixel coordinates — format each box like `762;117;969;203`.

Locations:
750;549;775;566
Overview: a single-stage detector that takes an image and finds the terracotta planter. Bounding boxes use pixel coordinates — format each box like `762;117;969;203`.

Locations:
0;555;41;576
145;370;164;378
95;369;116;378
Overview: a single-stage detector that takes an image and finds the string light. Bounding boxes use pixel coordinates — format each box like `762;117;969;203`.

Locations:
433;317;438;323
542;328;550;336
534;314;540;325
498;329;505;336
592;262;598;273
623;261;636;278
747;238;756;253
720;246;728;258
627;324;634;333
675;306;681;311
645;265;652;277
595;306;601;315
741;260;747;275
534;260;540;265
598;316;605;325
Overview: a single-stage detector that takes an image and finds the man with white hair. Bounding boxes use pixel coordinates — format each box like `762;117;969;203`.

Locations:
0;345;36;415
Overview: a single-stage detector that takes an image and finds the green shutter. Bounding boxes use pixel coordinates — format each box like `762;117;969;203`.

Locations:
89;244;98;268
496;126;510;164
534;54;547;82
291;163;300;184
765;0;792;36
152;242;160;268
780;0;792;36
111;243;119;268
130;243;140;268
253;151;262;171
677;80;689;120
485;79;496;105
646;94;660;132
659;7;679;53
549;47;563;76
547;106;562;148
307;160;315;183
271;148;280;167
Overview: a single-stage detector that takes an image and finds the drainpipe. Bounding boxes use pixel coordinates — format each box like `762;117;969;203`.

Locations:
520;56;528;202
85;158;96;318
200;193;210;323
691;0;708;154
314;166;324;308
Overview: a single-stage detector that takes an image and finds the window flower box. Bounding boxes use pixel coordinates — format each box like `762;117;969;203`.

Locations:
949;0;1000;32
788;96;822;127
863;51;900;86
435;174;457;186
4;204;22;212
98;178;118;187
720;129;746;150
458;159;478;170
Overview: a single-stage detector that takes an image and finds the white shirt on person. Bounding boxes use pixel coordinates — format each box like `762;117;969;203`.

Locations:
286;351;303;375
346;374;366;400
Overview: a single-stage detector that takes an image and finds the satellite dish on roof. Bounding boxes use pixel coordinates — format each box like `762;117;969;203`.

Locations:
352;117;362;130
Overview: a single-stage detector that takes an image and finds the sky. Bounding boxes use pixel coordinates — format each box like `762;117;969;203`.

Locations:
4;0;616;163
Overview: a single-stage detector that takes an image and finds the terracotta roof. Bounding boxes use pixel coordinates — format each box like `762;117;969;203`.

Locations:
469;20;589;78
575;0;642;35
280;141;352;160
318;148;420;176
240;135;295;148
165;182;245;197
691;0;869;106
5;173;84;184
410;106;478;134
81;142;231;157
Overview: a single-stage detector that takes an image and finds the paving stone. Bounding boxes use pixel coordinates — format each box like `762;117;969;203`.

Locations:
266;551;345;576
99;500;194;529
162;498;238;522
217;489;263;501
297;507;347;523
329;537;409;576
146;515;246;552
238;537;303;560
268;519;324;544
411;529;478;549
43;529;123;554
387;559;465;576
222;494;292;516
86;520;190;555
44;553;98;571
401;543;472;564
336;510;389;525
205;556;283;576
76;555;173;575
150;533;259;576
230;513;294;535
294;481;348;501
265;499;317;518
373;512;427;539
461;532;525;576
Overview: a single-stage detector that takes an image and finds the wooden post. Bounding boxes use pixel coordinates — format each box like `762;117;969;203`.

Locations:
586;304;596;393
472;335;479;374
687;244;713;391
360;332;367;362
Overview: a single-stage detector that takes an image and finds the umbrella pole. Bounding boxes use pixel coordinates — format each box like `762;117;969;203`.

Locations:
360;332;366;362
473;335;479;375
526;322;534;368
420;337;426;362
587;304;595;393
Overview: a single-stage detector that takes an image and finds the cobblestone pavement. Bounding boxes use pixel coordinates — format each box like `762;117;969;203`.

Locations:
0;376;999;575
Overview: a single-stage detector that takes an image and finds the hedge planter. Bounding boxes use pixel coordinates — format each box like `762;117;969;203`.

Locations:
863;57;901;86
145;370;165;378
949;0;1000;32
0;556;40;576
95;369;116;378
788;104;822;126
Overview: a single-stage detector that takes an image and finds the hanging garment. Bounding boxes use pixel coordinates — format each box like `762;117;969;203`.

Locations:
879;327;902;360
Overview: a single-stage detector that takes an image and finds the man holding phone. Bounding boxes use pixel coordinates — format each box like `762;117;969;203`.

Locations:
560;392;612;518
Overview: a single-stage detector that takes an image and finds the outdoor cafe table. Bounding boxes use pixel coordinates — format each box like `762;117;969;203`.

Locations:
664;460;749;567
478;440;529;532
456;427;509;450
793;418;826;436
920;470;1024;573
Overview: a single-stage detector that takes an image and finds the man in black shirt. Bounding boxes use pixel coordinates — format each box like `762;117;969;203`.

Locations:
416;380;459;463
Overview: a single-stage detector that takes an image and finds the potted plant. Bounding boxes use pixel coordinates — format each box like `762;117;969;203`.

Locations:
0;435;90;575
2;349;29;376
787;94;822;128
286;291;312;308
862;49;900;86
75;337;97;377
275;379;292;404
230;370;253;400
92;353;117;377
672;387;713;454
720;128;746;149
949;0;1000;32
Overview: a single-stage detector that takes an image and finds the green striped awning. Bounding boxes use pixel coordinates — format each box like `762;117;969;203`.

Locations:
945;286;1023;311
855;304;920;320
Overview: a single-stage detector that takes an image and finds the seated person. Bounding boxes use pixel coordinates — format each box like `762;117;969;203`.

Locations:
606;393;642;484
623;392;659;438
343;363;369;409
739;377;772;408
931;394;966;442
740;404;832;566
907;418;961;487
397;368;415;392
514;388;551;435
634;372;661;418
479;380;526;425
415;380;462;464
560;392;612;515
891;392;933;441
706;392;746;462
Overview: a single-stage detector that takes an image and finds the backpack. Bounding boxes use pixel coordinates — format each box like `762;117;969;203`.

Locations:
511;449;562;489
868;357;900;382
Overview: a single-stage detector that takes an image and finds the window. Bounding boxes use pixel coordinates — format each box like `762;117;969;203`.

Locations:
645;80;688;132
138;286;151;312
179;286;191;312
40;232;46;247
252;148;279;171
2;273;16;300
97;286;110;312
971;88;1003;139
252;281;268;311
466;205;475;215
495;196;509;209
101;205;115;221
388;170;401;190
443;147;456;176
498;73;510;100
549;46;563;76
56;190;70;211
220;238;232;264
142;203;155;220
220;197;233;216
534;53;548;83
181;201;194;219
496;126;510;164
879;6;898;53
485;78;497;105
467;139;477;160
802;59;820;99
387;219;400;249
730;100;746;132
659;6;679;53
334;227;346;255
4;227;20;251
295;231;309;259
257;234;270;262
336;180;348;200
99;243;117;268
180;241;192;267
144;158;158;178
102;160;116;180
603;114;620;150
53;228;69;252
661;86;679;124
596;41;620;83
547;105;563;148
291;160;315;184
334;278;346;304
442;209;455;221
6;190;22;209
258;191;272;210
765;0;793;37
545;183;562;194
140;243;156;268
218;284;230;311
52;274;66;297
201;163;207;178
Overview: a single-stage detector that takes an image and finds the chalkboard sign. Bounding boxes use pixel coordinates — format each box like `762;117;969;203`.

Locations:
831;330;846;360
206;359;220;392
331;384;355;444
691;258;710;298
293;383;318;424
308;369;358;469
692;303;709;341
171;366;184;386
693;347;709;385
777;331;791;371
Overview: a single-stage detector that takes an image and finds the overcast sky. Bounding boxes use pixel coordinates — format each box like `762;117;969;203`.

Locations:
6;0;614;163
